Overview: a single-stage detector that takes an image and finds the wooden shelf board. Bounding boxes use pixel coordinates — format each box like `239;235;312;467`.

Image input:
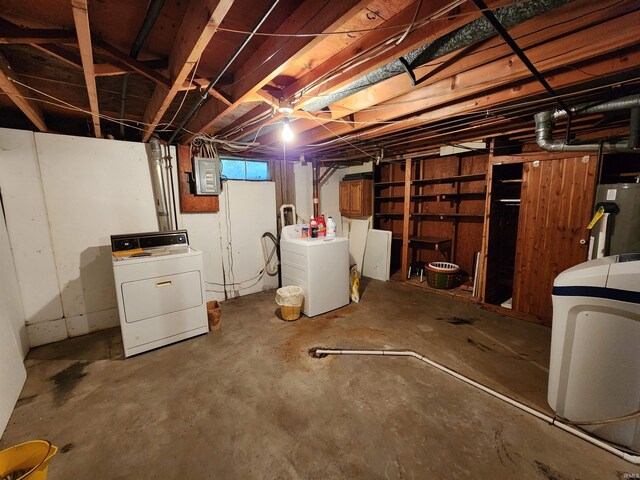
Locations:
410;213;485;218
375;196;404;200
375;181;405;186
411;192;486;200
409;236;452;246
375;213;404;217
412;173;486;185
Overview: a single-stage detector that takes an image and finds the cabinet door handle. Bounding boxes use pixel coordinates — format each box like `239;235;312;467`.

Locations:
156;280;173;287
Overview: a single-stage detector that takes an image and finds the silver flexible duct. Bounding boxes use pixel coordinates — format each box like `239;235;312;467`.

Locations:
535;94;640;153
148;136;171;231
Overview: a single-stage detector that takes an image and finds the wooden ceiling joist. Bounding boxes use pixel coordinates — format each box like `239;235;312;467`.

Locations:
30;44;83;69
93;58;168;77
0;51;48;132
221;0;503;143
141;0;235;142
71;0;101;137
184;0;373;140
95;40;171;88
260;5;640;148
0;26;77;44
236;0;635;145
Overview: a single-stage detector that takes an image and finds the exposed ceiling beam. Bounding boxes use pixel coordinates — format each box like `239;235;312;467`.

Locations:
30;44;83;69
95;39;171;87
71;0;101;137
257;4;640;149
0;51;48;131
0;26;77;44
309;47;640;152
184;0;373;140
222;0;504;142
290;11;640;148
93;58;168;76
141;0;235;142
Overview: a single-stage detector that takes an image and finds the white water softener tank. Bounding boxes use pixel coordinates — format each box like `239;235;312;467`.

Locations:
548;254;640;451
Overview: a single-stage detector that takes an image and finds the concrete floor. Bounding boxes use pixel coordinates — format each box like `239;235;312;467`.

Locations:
2;280;636;479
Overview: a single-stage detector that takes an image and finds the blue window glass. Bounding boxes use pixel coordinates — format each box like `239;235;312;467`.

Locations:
221;159;245;180
246;161;269;180
220;158;269;181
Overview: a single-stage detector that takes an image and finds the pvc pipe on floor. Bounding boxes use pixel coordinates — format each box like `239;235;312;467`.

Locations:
312;348;640;465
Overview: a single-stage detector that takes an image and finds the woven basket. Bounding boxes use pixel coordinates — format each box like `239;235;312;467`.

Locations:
425;262;460;289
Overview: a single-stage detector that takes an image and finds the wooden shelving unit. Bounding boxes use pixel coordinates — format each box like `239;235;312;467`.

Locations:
373;162;408;275
373;152;488;288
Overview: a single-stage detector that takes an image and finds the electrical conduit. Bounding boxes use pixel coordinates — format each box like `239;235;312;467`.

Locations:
309;347;640;465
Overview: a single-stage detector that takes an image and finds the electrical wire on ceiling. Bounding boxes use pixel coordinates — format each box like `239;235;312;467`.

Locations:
217;0;332;96
302;111;378;160
284;0;627;107
158;53;202;132
215;0;527;38
6;78;199;135
300;76;640;154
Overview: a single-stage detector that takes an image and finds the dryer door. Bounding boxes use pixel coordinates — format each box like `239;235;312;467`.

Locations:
121;270;203;323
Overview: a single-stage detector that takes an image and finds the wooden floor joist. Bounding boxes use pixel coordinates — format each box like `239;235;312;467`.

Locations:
141;0;235;142
71;0;101;138
183;0;372;140
0;51;48;132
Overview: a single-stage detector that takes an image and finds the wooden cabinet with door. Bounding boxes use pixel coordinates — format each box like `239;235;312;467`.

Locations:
482;152;596;324
339;179;373;217
512;155;596;322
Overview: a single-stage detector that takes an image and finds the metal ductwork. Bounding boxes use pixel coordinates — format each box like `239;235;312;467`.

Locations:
534;94;640;153
148;136;172;231
301;0;570;113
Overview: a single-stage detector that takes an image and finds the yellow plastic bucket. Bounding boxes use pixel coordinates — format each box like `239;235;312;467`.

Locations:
0;440;58;480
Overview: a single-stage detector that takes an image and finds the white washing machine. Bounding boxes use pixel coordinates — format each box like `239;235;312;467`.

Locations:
548;253;640;451
111;230;208;357
280;225;349;317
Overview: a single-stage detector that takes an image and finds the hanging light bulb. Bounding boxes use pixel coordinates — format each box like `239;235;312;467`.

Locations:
282;116;293;142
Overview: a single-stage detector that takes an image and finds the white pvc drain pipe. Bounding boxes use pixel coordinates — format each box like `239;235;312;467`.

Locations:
310;348;640;465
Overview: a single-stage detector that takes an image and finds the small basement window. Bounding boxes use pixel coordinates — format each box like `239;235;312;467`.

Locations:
221;157;270;181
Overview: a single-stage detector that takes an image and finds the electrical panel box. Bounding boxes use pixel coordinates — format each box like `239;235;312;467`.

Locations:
193;156;222;195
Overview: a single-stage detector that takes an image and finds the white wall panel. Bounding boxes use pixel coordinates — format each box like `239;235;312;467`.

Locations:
0;214;28;356
0;128;63;325
0;301;26;438
220;181;278;296
35;133;158;321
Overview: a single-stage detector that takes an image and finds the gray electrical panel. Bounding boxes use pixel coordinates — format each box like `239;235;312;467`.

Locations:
193;156;222;195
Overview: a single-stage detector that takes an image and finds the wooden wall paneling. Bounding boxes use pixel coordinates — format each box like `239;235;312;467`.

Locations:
176;144;219;213
401;158;412;279
513;155;595;323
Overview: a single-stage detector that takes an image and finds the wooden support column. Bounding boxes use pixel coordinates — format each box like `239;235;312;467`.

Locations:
401;158;412;280
71;0;101;137
478;143;495;301
0;52;48;131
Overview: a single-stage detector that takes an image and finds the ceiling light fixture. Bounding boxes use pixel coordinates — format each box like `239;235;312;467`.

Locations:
282;117;293;142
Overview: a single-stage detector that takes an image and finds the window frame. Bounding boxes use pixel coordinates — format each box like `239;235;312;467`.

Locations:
220;156;271;181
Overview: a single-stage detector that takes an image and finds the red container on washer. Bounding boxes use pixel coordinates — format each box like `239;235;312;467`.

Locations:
315;215;326;237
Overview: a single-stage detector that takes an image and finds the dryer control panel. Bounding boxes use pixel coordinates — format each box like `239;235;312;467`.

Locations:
111;230;189;252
